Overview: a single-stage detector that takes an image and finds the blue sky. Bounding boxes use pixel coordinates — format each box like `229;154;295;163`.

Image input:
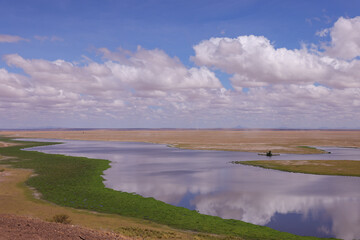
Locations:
1;0;360;129
2;0;358;63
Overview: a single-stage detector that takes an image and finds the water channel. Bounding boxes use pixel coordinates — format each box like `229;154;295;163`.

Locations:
21;139;360;240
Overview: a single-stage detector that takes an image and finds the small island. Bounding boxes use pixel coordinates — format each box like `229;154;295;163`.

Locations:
258;151;280;157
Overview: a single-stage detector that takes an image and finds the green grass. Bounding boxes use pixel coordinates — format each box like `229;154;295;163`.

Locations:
295;146;327;154
233;160;360;177
297;146;315;149
0;137;333;240
115;226;244;239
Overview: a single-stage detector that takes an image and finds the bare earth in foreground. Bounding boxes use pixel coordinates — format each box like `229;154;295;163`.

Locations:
0;214;129;240
2;129;360;153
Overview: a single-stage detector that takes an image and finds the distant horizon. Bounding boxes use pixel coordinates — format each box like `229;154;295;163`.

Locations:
1;127;360;131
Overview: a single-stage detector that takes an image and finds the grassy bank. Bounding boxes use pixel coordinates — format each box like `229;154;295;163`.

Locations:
0;138;330;240
233;160;360;177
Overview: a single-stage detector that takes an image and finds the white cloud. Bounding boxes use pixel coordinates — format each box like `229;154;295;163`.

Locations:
316;28;330;37
103;47;222;91
191;34;360;90
4;47;222;94
0;68;30;98
323;16;360;60
0;48;226;128
0;34;27;43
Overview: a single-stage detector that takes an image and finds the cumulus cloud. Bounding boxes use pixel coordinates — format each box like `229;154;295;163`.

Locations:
323;16;360;60
0;68;30;98
103;47;222;91
186;17;360;128
193;36;321;88
0;47;226;127
4;47;222;93
192;34;360;90
0;34;27;43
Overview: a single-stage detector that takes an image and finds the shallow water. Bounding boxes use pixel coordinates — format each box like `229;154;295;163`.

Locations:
21;139;360;240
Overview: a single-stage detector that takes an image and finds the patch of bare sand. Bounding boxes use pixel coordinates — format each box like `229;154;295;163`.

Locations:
0;142;16;148
0;169;10;182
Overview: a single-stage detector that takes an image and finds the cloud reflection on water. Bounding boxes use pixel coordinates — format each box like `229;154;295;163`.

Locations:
107;160;360;240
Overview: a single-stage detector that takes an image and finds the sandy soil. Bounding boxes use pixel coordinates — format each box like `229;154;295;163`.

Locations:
2;129;360;153
0;214;130;240
0;142;16;148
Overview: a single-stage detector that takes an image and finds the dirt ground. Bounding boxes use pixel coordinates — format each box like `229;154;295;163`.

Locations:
2;129;360;153
0;214;130;240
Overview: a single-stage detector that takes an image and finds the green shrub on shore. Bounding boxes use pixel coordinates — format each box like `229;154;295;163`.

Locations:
0;137;330;240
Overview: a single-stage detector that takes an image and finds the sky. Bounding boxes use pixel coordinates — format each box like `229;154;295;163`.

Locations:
0;0;360;129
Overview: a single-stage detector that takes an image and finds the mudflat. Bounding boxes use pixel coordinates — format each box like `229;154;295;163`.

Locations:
2;129;360;153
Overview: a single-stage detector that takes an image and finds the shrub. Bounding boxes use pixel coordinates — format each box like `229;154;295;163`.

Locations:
51;214;71;224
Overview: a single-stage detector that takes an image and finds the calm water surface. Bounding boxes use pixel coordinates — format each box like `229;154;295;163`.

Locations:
21;139;360;240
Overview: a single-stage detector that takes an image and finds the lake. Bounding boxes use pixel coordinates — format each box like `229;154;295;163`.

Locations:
21;139;360;240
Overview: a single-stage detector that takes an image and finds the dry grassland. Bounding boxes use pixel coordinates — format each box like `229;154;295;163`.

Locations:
2;129;360;153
